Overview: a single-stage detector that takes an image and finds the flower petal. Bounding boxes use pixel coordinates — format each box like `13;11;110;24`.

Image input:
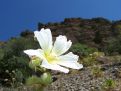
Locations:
34;28;52;53
24;49;43;58
57;52;83;69
59;52;79;62
52;35;72;56
41;60;69;73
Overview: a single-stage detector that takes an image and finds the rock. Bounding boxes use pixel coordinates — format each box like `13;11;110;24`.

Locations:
96;56;111;64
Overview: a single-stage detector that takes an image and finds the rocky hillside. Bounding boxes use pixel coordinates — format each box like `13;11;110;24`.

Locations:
34;18;119;51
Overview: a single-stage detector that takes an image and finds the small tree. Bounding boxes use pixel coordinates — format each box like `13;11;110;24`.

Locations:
93;31;102;44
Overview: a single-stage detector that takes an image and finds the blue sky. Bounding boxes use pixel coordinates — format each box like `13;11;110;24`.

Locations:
0;0;121;41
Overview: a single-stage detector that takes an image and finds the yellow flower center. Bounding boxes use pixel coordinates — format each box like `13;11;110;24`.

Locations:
44;52;58;64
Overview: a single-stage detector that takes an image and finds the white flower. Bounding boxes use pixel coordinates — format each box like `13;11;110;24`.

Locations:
24;28;83;73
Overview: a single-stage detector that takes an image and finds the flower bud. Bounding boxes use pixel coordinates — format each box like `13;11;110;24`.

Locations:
12;70;15;73
4;79;8;81
40;73;52;85
5;70;9;73
29;56;41;69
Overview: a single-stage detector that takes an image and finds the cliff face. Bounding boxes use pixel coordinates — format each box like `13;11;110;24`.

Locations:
4;17;121;51
37;17;119;50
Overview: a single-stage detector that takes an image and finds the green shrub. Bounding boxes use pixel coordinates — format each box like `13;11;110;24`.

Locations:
93;31;102;44
91;66;103;77
101;79;116;90
112;24;121;36
70;43;98;57
0;48;4;60
0;37;40;86
105;36;121;55
82;52;104;66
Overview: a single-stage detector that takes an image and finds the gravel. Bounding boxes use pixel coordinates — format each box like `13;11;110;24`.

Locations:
45;63;121;91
